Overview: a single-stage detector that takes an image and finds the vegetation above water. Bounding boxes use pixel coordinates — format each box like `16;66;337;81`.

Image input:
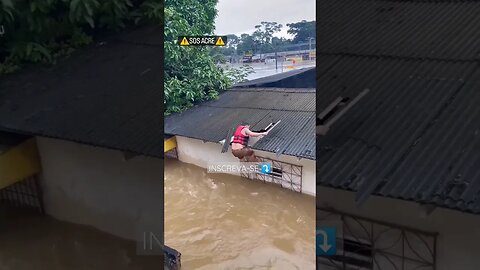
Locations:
0;1;312;116
0;0;163;75
219;20;316;57
164;0;253;115
0;0;246;116
163;2;315;115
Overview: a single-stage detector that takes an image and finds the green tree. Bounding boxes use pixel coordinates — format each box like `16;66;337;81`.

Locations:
287;20;315;44
253;21;282;45
0;0;159;74
237;33;255;55
98;0;135;30
164;0;246;115
0;0;247;115
253;21;282;53
216;20;316;58
226;34;238;48
222;34;238;56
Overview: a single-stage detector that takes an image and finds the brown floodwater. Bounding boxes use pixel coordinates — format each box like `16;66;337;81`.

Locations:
0;206;161;270
164;158;316;270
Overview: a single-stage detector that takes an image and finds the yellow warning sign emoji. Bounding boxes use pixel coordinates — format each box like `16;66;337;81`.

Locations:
180;37;190;46
215;37;225;46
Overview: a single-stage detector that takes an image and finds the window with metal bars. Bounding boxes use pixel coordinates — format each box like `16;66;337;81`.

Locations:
267;167;283;179
318;208;437;270
165;148;178;159
0;176;44;214
321;237;373;269
240;156;303;193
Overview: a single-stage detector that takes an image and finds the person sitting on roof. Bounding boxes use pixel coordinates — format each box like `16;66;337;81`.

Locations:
231;123;268;162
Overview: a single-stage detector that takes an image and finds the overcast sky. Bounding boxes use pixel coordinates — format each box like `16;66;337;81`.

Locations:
214;0;315;39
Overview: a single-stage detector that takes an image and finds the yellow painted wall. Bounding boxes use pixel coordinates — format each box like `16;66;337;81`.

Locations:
164;136;177;153
0;138;40;190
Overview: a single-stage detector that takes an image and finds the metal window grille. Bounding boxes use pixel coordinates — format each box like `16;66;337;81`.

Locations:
165;148;178;159
318;207;437;270
0;175;44;214
240;156;303;193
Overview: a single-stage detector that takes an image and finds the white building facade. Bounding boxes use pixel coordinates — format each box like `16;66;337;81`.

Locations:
317;186;480;270
36;136;163;242
175;136;316;197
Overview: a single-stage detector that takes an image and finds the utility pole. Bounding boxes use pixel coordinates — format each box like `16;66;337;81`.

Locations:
281;51;284;72
308;37;313;61
275;51;278;71
234;44;237;64
273;39;278;72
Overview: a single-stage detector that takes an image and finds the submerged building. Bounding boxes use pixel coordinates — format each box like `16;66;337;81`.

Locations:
317;0;480;269
0;26;180;266
165;67;316;196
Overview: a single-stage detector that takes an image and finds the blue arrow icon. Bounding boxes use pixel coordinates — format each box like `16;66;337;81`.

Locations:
260;163;271;174
317;227;336;256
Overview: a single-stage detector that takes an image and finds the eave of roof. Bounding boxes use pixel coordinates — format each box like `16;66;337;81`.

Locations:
235;67;316;88
165;87;316;160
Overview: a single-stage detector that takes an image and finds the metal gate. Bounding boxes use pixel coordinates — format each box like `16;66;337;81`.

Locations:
0;175;44;214
318;208;437;270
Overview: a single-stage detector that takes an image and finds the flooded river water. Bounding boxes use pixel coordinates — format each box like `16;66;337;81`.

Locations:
164;159;316;269
0;206;160;270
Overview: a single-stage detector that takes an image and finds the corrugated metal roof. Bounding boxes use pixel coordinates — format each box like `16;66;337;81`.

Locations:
318;0;480;60
0;26;163;157
165;88;316;160
317;0;480;214
318;58;480;213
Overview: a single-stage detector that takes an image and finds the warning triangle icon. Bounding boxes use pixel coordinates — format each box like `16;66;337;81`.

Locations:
180;37;189;46
215;37;225;46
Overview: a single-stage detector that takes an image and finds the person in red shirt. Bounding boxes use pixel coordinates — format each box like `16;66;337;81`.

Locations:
231;123;268;162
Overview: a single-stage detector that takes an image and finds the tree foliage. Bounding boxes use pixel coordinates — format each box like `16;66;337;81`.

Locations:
164;0;247;115
286;20;315;44
0;0;249;116
236;33;256;55
0;0;160;75
253;21;282;45
224;20;316;56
